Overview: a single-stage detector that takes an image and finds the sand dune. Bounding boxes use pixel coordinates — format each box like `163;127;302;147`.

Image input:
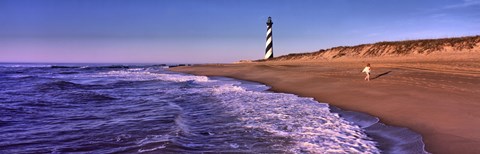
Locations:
258;35;480;62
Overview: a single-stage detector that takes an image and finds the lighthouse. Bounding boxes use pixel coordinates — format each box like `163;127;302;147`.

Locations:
265;17;274;59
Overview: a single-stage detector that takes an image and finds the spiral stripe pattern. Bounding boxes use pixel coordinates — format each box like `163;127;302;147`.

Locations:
265;17;274;59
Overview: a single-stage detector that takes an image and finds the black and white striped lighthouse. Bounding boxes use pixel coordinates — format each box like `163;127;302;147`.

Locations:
264;17;274;59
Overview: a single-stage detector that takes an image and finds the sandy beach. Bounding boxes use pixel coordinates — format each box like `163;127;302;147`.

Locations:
171;54;480;154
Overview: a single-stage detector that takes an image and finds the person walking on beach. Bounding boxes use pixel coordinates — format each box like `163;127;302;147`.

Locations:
362;63;372;81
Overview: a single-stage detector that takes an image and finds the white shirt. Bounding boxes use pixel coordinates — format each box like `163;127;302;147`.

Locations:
362;66;371;73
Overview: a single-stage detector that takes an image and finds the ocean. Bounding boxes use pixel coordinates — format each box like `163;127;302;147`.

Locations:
0;64;426;153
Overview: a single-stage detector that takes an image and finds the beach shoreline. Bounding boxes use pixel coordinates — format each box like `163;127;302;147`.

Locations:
170;56;480;154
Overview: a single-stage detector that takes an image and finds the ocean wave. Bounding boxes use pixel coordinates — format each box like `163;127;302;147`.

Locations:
80;65;130;70
0;64;52;68
35;80;105;92
58;71;80;75
7;74;36;79
19;100;57;107
329;106;428;153
209;85;379;153
0;70;26;74
67;91;117;101
50;65;81;69
97;70;209;83
36;81;85;91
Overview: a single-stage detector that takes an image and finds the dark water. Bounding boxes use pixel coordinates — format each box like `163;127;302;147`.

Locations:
0;64;426;153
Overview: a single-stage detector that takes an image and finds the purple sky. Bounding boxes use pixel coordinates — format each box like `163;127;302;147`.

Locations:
1;0;479;63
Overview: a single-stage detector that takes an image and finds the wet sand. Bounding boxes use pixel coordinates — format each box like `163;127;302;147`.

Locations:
170;55;480;154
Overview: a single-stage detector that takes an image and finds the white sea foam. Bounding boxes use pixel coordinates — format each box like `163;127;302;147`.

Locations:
137;135;170;146
203;84;380;153
0;64;52;68
138;145;166;153
97;69;209;83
